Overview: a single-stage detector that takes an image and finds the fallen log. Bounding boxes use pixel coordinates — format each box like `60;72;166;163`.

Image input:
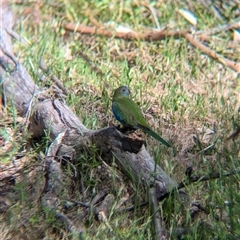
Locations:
0;2;177;200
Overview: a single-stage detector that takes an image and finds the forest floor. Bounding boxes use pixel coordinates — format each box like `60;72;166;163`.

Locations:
0;1;240;239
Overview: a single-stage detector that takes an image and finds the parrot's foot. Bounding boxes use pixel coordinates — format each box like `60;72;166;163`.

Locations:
122;137;146;153
116;125;136;134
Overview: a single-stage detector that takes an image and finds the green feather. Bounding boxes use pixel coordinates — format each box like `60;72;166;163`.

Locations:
112;86;171;147
113;97;147;127
141;125;172;147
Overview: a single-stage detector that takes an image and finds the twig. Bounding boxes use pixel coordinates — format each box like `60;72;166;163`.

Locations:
64;23;188;41
178;168;240;189
157;168;240;202
0;41;18;67
55;210;84;237
0;156;29;181
79;170;86;203
39;59;68;95
4;27;68;96
210;5;225;21
182;32;240;73
65;199;90;208
227;126;240;140
91;190;108;206
5;27;29;46
41;132;82;236
60;158;77;178
77;52;104;77
189;201;210;220
64;23;240;73
149;187;164;240
118;201;148;213
145;0;161;30
196;22;240;37
24;90;49;131
119;168;240;214
94;194;115;231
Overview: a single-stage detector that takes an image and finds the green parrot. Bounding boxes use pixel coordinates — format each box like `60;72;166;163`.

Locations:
112;86;171;147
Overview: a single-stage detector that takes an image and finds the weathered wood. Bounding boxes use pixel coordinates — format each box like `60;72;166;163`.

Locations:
0;1;177;200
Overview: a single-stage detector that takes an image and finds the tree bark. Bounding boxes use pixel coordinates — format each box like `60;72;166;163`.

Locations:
0;1;177;199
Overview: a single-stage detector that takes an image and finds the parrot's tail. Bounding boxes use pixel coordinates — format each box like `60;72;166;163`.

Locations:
140;125;171;147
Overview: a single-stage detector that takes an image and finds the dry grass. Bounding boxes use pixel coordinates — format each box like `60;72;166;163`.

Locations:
1;0;240;239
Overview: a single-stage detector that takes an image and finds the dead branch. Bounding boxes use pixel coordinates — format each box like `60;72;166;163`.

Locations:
182;32;240;74
189;202;207;220
227;126;240;140
196;22;240;36
64;23;188;41
0;0;177;204
40;131;83;236
149;187;164;240
94;194;115;223
117;167;240;215
157;168;240;202
64;23;240;73
178;168;240;188
0;156;29;181
91;190;108;206
55;210;84;237
39;59;68;96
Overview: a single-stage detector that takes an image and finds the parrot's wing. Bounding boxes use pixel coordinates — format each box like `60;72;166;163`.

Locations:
112;97;148;128
113;97;171;147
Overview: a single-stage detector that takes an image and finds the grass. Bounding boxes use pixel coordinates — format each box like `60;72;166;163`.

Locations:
0;0;239;239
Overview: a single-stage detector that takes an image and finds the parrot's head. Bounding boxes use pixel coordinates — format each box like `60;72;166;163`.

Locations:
113;86;130;99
